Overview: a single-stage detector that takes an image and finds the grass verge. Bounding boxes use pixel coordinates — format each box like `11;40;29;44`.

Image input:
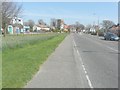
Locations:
2;33;67;88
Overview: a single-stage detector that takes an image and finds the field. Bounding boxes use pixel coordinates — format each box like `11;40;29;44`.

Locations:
2;33;67;88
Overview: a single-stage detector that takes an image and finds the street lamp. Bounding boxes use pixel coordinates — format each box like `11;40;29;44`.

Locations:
93;13;100;35
93;13;99;26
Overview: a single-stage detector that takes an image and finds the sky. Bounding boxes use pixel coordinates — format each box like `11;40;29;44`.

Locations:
18;2;118;26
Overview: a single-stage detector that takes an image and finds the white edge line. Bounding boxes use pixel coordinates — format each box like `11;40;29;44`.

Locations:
73;39;94;88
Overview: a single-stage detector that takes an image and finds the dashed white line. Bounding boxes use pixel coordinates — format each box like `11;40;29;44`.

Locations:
73;39;94;88
86;75;93;88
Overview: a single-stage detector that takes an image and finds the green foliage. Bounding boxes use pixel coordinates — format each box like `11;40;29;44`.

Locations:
2;33;67;88
51;28;61;32
98;29;105;36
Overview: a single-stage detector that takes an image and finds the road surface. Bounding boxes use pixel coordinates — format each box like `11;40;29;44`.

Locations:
73;33;118;88
25;33;118;88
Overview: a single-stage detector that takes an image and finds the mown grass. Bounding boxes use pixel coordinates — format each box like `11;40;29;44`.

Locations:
2;33;67;88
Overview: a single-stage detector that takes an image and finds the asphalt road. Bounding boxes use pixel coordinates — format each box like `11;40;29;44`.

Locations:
73;33;118;88
25;33;118;88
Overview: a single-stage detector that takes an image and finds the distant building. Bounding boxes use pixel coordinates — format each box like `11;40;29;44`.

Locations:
11;17;23;25
23;26;30;33
56;19;64;30
8;25;13;34
109;24;120;37
33;24;50;32
8;17;24;34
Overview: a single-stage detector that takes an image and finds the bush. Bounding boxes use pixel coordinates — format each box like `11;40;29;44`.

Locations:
98;29;104;36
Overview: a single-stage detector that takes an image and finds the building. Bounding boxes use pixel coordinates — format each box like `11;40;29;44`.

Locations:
23;26;30;33
109;24;120;37
8;17;24;34
11;17;23;25
56;19;64;30
33;24;50;32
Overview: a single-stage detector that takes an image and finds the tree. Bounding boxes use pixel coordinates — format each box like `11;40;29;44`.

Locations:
75;22;85;32
75;21;80;31
85;24;92;30
2;1;22;36
85;24;92;33
27;20;35;32
38;19;45;25
23;22;29;26
79;24;85;30
101;20;115;33
0;2;2;34
50;18;56;27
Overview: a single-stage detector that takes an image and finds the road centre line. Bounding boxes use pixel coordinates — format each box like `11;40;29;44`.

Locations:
73;39;93;88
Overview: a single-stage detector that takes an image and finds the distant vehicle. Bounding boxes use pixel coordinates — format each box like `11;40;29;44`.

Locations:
82;30;86;33
90;28;97;35
104;32;119;41
71;29;76;33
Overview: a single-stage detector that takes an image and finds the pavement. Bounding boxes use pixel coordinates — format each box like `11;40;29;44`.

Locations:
25;33;118;88
25;33;89;88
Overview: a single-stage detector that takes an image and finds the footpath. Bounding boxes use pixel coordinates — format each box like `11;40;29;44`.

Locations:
25;33;89;88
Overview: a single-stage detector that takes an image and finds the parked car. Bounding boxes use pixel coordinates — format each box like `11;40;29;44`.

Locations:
104;32;119;41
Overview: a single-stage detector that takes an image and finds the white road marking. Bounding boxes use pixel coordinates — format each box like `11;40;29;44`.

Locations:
73;39;94;88
107;46;118;52
86;75;93;88
79;32;82;35
79;33;118;53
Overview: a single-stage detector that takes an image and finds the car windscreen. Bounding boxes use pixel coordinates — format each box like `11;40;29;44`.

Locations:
110;34;117;37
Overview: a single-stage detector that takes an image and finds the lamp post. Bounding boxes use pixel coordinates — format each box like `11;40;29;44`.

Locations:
93;13;99;35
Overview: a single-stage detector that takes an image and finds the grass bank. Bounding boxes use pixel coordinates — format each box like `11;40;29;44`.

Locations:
2;33;67;88
2;33;59;51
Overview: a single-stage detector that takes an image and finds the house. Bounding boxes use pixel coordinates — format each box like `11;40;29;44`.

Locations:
8;25;13;34
33;24;50;32
63;24;70;32
56;19;64;30
8;17;24;34
11;17;23;25
23;26;30;33
109;24;120;37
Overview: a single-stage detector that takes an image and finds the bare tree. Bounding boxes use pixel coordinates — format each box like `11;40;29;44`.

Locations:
79;24;85;30
75;21;80;31
85;24;92;33
27;19;35;32
101;20;115;33
0;1;2;31
2;1;22;36
38;19;45;25
23;22;29;26
75;22;85;32
85;24;92;30
50;18;56;27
